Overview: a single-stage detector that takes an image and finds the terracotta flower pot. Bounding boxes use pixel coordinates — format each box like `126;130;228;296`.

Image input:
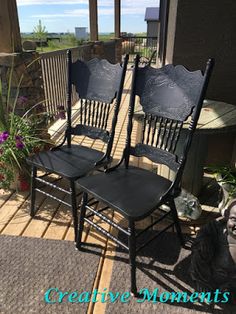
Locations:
10;171;30;192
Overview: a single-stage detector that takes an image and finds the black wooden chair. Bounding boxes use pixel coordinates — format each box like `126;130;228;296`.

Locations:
27;51;128;241
75;55;214;295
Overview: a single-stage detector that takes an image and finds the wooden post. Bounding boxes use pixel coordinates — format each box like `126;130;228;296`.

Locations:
89;0;98;41
0;0;22;53
114;0;121;38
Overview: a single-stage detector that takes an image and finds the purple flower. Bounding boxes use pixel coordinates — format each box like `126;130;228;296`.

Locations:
0;131;9;144
17;96;28;105
16;140;25;149
15;135;23;141
15;135;24;149
57;112;66;119
56;105;66;120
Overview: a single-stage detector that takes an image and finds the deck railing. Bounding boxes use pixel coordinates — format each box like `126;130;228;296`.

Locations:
121;36;157;63
39;40;122;124
40;45;93;123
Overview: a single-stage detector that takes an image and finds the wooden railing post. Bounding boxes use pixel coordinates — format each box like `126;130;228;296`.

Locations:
89;0;98;41
115;0;121;38
0;0;22;53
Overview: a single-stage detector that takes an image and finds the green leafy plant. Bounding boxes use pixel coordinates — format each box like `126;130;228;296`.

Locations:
205;165;236;214
205;165;236;196
0;59;50;190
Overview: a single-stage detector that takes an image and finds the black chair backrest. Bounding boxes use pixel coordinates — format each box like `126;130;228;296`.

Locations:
124;55;214;186
66;50;128;154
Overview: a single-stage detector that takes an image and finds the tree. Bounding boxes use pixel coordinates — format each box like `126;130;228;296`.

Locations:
33;20;47;51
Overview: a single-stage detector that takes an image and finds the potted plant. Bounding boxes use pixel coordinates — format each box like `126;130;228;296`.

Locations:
0;60;52;191
205;165;236;215
0;113;45;191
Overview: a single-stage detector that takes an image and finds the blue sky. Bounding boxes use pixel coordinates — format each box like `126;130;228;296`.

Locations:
16;0;159;34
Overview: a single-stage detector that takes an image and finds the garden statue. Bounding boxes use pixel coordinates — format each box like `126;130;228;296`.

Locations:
190;200;236;303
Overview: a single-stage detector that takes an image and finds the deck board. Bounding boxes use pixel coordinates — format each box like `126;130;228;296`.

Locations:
0;192;29;234
0;67;221;314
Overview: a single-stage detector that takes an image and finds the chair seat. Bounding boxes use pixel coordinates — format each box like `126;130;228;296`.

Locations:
77;166;172;220
27;145;106;180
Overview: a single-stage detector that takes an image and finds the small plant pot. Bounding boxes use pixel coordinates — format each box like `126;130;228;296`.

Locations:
10;171;30;192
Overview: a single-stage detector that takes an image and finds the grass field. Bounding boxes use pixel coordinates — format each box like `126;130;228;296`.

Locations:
21;32;148;53
22;33;117;53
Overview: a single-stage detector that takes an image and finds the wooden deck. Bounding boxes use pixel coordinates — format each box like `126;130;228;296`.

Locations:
0;68;221;314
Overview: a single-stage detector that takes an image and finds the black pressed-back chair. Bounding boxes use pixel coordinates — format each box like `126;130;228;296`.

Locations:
75;55;214;295
27;51;128;241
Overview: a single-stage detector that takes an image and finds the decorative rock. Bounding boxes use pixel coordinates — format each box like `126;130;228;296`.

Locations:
175;189;202;220
159;189;202;220
0;51;44;115
23;40;37;51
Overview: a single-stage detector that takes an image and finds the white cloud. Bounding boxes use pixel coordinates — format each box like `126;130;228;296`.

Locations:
32;4;156;19
20;0;159;22
17;0;159;8
17;0;88;5
32;8;112;19
17;0;114;6
124;0;159;7
32;9;89;18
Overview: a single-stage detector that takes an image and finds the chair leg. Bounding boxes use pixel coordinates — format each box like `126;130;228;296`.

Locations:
70;181;78;243
76;192;88;250
128;220;137;296
170;199;185;246
30;166;37;217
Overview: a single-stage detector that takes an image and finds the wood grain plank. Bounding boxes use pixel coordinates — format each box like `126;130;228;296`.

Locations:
1;187;51;236
0;190;13;208
22;180;66;238
0;192;29;233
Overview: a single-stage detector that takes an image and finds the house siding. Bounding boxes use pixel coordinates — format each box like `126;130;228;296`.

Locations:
147;21;159;37
166;0;236;104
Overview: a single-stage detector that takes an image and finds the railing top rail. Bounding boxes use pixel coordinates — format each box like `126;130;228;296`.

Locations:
39;44;93;59
121;36;157;39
